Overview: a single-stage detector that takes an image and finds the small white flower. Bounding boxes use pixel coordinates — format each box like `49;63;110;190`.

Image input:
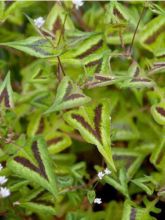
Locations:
0;176;8;185
104;168;111;175
72;0;84;9
34;17;45;28
0;163;3;171
94;198;102;204
13;201;20;206
98;171;105;180
0;187;10;198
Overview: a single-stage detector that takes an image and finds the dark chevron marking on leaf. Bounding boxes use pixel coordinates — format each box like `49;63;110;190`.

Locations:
113;8;125;20
14;156;39;174
53;16;62;34
134;67;140;77
0;88;10;107
156;107;165;117
71;104;103;143
65;93;85;101
84;74;117;89
145;25;165;45
130;208;136;220
76;40;103;59
94;104;102;143
131;78;151;82
71;114;101;142
63;82;73;100
45;76;91;113
85;59;102;68
14;141;48;179
47;137;63;146
71;114;96;138
62;81;86;101
28;45;53;56
27;39;53;56
32;141;48;179
153;62;165;68
95;75;112;81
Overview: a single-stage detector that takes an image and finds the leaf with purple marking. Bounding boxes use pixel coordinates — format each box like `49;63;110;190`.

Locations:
45;76;91;113
64;101;116;171
84;74;127;89
122;198;160;220
7;137;58;197
151;102;165;125
0;37;62;58
0;71;14;109
139;15;165;57
46;132;72;154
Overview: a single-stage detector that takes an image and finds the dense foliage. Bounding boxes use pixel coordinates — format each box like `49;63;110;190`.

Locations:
0;1;165;219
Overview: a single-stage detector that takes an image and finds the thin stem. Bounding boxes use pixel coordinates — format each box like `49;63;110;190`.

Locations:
129;5;146;55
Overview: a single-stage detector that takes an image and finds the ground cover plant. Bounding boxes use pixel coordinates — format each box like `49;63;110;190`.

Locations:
0;0;165;219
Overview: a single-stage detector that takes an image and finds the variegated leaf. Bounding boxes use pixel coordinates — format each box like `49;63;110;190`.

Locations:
45;76;91;113
46;132;72;154
122;199;160;220
64;101;116;170
139;15;165;57
151;102;165;125
7;137;58;197
0;37;61;58
0;71;14;108
84;74;127;89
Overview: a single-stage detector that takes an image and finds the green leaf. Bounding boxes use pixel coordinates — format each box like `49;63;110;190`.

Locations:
87;190;96;204
131;176;157;195
0;37;62;58
46;132;72;154
121;199;160;220
151;101;165;125
7;137;58;197
0;71;14;109
45;76;91;113
84;74;129;89
139;15;165;57
112;148;145;179
64;101;116;171
19;202;56;215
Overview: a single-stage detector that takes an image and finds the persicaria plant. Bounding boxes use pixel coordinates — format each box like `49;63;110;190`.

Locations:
0;1;165;219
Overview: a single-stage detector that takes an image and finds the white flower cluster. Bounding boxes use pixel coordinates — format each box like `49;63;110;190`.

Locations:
0;163;10;198
94;197;102;204
97;168;111;180
72;0;84;9
34;17;45;28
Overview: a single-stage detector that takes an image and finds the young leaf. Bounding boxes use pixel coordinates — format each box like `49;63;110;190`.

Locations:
45;76;91;113
0;71;14;109
64;101;116;171
87;190;96;204
0;37;62;58
131;176;157;195
7;137;58;197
